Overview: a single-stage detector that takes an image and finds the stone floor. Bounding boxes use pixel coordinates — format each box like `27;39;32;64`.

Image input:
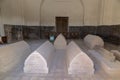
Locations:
0;39;120;80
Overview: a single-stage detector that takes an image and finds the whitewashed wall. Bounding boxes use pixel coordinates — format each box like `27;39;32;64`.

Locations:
0;0;101;26
0;25;4;36
0;0;120;35
112;0;120;25
0;2;4;36
1;0;24;25
0;15;5;36
41;0;83;26
99;0;114;25
99;0;120;25
83;0;100;26
24;0;42;26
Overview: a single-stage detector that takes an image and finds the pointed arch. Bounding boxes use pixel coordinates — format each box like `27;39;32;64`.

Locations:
24;41;55;73
40;0;84;26
67;41;94;74
54;34;67;49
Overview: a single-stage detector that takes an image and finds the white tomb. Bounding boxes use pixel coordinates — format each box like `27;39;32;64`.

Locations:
0;41;31;72
66;41;94;75
96;47;115;61
83;34;120;76
89;49;120;76
111;50;120;61
54;34;67;49
24;41;55;73
84;34;104;49
24;51;48;73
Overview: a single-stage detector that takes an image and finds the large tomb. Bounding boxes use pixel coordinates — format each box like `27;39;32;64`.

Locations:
84;34;120;76
111;50;120;61
24;34;95;74
0;41;31;72
89;49;120;76
24;41;55;73
54;34;67;49
66;41;94;75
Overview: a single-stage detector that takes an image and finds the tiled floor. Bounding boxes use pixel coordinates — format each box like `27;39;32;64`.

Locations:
0;39;120;80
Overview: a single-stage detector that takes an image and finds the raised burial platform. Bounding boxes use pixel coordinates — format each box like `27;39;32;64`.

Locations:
24;34;95;75
0;41;31;72
24;41;55;73
67;41;94;75
84;34;120;76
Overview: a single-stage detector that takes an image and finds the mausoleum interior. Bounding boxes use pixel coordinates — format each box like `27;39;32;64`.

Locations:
0;0;120;80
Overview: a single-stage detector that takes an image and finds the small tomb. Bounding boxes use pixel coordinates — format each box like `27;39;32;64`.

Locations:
24;41;55;73
67;41;94;75
54;34;67;49
84;34;104;49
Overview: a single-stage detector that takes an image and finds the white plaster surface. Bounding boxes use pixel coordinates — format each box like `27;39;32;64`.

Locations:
0;41;31;72
67;41;94;74
24;41;55;73
24;51;48;73
89;48;120;76
1;0;114;26
84;34;104;49
54;34;67;49
111;50;120;61
111;50;120;54
96;47;115;61
0;40;120;80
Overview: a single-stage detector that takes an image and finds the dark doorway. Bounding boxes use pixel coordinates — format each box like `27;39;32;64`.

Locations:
56;17;68;33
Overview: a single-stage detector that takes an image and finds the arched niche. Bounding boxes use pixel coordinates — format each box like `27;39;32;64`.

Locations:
40;0;84;26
